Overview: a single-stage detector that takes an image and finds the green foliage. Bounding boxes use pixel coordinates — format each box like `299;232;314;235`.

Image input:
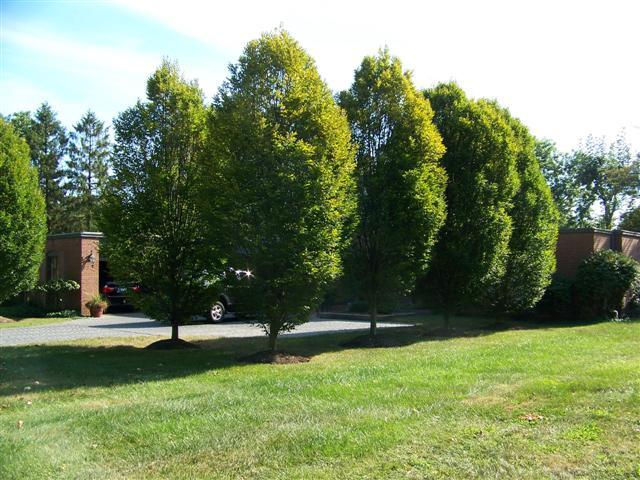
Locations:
32;279;80;294
44;309;79;318
338;50;446;336
0;303;46;320
536;276;574;318
100;60;220;340
572;133;639;229
85;294;108;309
10;104;69;233
575;249;640;318
535;138;582;227
492;109;559;313
419;83;519;326
65;110;111;231
208;30;356;350
620;205;640;231
0;119;47;303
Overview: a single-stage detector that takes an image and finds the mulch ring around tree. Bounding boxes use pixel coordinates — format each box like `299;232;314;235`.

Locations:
145;338;200;350
239;351;311;364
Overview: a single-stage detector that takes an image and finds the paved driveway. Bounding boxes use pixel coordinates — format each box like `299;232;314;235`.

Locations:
0;312;411;347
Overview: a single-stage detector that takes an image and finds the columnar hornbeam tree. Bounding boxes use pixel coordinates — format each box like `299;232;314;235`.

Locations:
207;31;356;352
420;83;519;330
101;61;221;345
338;50;447;338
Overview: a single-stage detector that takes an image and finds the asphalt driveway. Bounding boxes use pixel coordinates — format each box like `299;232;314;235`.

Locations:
0;312;411;346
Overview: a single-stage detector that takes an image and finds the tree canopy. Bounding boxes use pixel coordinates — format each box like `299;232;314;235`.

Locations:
0;118;47;303
208;30;356;351
66;110;111;231
100;60;219;343
338;49;446;337
420;83;519;328
492;107;559;313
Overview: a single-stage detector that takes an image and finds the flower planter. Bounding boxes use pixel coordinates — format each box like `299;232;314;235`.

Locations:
89;306;105;318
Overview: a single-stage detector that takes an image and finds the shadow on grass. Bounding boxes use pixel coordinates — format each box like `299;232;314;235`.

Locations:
1;314;628;396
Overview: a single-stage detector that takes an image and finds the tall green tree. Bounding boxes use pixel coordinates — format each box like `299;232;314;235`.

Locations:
30;103;68;233
100;61;219;344
0;119;47;303
493;109;559;314
66;110;111;231
419;83;519;329
338;50;446;338
573;133;639;229
535;138;582;227
208;31;356;352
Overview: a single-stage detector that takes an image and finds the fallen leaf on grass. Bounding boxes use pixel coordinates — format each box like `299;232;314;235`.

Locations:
520;413;545;422
17;420;23;429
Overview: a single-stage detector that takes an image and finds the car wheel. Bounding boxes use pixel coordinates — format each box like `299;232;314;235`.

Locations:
208;301;225;323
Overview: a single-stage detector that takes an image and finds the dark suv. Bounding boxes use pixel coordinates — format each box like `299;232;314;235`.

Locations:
206;268;253;322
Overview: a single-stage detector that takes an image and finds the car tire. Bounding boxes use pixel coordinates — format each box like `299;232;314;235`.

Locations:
208;301;226;323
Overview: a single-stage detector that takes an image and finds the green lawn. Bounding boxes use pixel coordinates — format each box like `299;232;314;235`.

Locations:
1;316;639;479
0;305;79;329
0;316;78;329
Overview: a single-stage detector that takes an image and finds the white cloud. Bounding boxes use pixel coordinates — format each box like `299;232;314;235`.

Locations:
113;0;640;151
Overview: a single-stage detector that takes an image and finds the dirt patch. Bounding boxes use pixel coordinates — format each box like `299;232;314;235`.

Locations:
0;316;15;324
145;339;200;350
239;351;310;364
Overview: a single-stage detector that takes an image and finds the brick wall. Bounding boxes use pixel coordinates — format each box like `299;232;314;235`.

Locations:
40;233;103;316
555;230;599;278
556;228;640;278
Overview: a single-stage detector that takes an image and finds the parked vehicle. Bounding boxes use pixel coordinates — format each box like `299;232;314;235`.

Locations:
101;281;141;307
206;268;253;323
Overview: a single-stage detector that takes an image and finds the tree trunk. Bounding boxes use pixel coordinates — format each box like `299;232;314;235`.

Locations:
171;322;179;341
369;302;378;338
268;329;278;352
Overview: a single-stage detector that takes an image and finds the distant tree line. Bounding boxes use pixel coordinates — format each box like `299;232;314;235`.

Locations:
5;104;111;233
536;134;640;230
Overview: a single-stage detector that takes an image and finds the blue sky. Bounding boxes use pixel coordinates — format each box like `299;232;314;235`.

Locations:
2;0;639;152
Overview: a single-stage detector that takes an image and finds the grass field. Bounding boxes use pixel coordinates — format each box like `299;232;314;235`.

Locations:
1;315;639;479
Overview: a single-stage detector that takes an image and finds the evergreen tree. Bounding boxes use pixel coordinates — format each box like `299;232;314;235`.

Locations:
30;103;68;233
419;83;519;330
66;110;111;231
0;119;47;302
208;31;356;352
338;50;446;338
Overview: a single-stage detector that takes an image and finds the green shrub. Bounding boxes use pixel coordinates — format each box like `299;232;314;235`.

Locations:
45;310;79;318
536;276;574;318
0;303;46;319
575;250;640;318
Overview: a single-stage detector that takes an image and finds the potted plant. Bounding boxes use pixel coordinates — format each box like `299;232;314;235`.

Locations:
85;294;109;318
